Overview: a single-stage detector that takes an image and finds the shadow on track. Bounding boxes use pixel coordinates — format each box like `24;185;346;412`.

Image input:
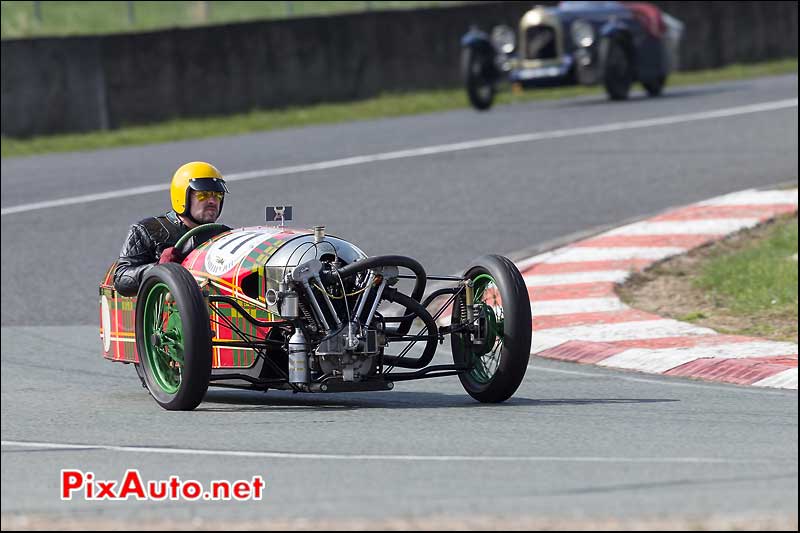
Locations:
198;389;678;412
553;83;746;109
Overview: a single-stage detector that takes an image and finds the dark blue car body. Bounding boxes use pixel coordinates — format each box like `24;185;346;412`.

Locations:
461;1;684;109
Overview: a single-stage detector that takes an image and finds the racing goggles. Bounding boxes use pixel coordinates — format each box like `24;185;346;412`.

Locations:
194;191;224;202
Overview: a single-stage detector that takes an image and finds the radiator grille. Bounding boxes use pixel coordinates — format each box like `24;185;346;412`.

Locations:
525;26;558;60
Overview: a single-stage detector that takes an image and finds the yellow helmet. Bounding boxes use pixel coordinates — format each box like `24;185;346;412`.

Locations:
170;162;229;216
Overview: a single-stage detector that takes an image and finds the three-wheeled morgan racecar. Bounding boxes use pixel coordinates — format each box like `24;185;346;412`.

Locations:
99;216;531;410
461;1;684;110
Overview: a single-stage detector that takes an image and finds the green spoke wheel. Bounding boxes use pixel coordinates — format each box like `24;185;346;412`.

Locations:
142;283;183;394
451;255;531;403
135;263;212;411
468;274;504;384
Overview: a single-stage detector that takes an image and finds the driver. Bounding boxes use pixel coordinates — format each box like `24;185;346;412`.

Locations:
113;161;230;297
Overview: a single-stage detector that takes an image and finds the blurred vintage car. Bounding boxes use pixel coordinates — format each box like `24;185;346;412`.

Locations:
461;1;684;110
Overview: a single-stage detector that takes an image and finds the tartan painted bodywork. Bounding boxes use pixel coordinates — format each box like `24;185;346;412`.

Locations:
99;226;311;368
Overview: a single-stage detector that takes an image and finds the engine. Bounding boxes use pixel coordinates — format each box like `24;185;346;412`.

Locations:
262;228;397;386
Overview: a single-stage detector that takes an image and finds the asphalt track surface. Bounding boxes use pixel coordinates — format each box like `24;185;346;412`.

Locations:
1;75;798;527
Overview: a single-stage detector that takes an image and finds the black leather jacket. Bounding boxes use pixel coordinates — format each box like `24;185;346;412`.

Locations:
114;211;189;297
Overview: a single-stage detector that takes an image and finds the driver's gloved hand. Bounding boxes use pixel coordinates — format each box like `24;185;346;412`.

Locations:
158;247;182;264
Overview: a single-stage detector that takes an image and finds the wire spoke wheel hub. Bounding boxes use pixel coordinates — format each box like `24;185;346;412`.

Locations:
470;275;504;384
451;255;531;403
135;263;213;411
143;283;183;394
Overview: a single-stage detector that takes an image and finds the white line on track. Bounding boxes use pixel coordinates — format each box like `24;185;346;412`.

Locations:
752;368;799;389
0;440;788;464
528;364;798;395
539;247;688;263
597;341;799;374
602;218;761;236
696;189;799;206
2;98;797;216
531;297;628;316
531;320;717;352
523;269;633;286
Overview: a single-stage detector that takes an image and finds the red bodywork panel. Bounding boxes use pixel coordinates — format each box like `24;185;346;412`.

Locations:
624;2;666;38
99;226;309;368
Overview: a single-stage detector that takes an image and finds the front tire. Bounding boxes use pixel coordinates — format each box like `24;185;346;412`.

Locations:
134;363;147;390
603;38;633;101
451;255;531;402
642;75;666;97
135;263;212;410
463;48;496;111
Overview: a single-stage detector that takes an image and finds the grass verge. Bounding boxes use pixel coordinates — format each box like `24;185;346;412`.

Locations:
1;1;468;39
618;212;799;343
1;58;797;158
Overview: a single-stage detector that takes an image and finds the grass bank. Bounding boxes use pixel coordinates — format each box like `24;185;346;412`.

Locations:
1;59;797;158
619;212;799;343
1;1;466;39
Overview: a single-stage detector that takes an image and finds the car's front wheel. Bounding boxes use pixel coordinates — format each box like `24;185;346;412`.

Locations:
135;263;212;410
451;255;531;402
642;75;666;97
603;37;633;101
134;362;147;390
463;48;496;111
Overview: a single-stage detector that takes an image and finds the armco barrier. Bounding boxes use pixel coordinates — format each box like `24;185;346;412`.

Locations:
1;1;797;137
